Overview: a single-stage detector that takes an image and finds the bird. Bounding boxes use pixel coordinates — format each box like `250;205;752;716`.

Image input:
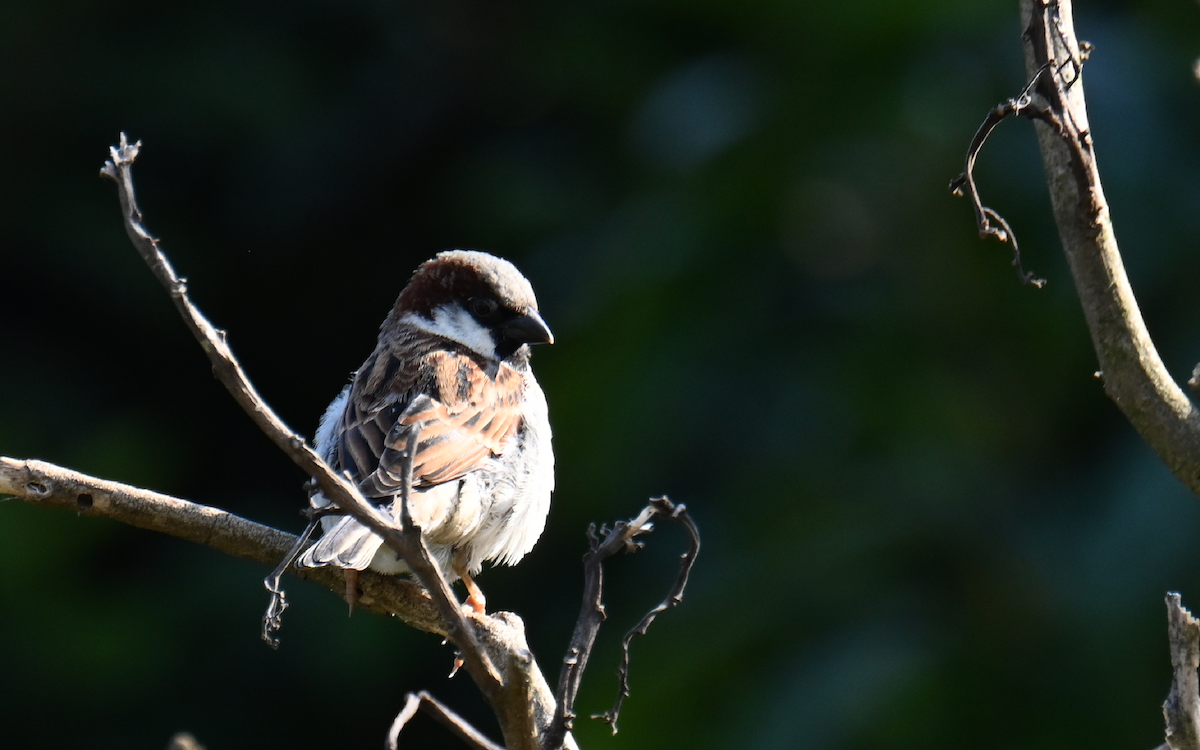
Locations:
296;249;554;614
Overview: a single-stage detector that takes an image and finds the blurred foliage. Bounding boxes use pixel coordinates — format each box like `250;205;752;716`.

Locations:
2;0;1200;748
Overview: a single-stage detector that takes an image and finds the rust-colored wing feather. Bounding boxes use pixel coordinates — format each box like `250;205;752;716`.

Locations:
335;342;525;498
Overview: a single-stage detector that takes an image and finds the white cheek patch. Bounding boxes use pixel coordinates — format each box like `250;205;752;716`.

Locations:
404;307;498;360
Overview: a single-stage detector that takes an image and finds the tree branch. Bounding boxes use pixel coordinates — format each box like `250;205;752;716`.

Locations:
961;6;1200;746
1009;0;1200;496
1;453;570;748
956;1;1200;493
0;456;444;634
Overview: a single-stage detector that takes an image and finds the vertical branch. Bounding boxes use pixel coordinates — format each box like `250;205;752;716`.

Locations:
1011;1;1200;495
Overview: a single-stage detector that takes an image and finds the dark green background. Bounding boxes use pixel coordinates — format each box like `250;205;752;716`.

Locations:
3;0;1200;748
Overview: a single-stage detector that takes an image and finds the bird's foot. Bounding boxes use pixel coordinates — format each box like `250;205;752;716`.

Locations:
458;568;487;615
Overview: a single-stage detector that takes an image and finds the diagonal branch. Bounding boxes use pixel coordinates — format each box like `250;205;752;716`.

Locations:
95;134;694;750
1018;0;1200;497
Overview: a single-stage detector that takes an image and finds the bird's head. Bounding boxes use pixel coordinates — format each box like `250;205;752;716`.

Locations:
392;249;553;361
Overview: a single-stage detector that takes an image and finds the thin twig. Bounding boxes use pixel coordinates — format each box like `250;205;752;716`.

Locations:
262;511;326;648
99;135;333;495
948;62;1052;287
387;691;505;750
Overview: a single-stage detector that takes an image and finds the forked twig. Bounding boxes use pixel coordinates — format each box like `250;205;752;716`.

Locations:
545;496;700;749
594;497;699;733
387;691;505;750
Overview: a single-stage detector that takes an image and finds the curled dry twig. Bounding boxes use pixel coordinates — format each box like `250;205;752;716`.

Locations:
948;62;1053;288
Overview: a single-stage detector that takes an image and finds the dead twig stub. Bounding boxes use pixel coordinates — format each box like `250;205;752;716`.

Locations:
1163;594;1200;750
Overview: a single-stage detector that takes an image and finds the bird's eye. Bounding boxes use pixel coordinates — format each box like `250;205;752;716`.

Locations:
471;297;499;319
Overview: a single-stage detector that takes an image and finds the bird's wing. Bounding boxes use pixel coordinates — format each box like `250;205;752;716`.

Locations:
336;343;526;499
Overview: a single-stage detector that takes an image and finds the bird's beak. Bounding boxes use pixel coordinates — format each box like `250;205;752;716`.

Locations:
504;308;554;345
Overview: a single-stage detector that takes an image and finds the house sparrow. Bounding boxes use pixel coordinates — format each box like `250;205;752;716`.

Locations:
296;249;554;614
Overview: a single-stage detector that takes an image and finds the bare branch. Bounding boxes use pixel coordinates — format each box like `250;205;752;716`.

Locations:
96;135;698;750
387;692;505;750
100;134;500;684
957;3;1200;496
0;456;444;634
963;8;1200;741
99;135;328;493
